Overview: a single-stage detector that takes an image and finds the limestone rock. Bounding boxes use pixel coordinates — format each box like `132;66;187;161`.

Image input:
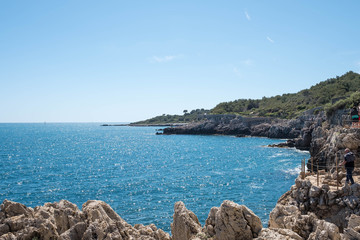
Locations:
308;219;341;240
256;228;303;240
268;204;301;229
0;199;171;240
347;214;360;229
204;207;218;237
60;222;87;240
268;176;359;239
0;224;10;236
343;214;360;240
1;200;33;218
212;200;262;240
1;200;59;239
163;114;307;139
36;199;84;235
171;201;202;240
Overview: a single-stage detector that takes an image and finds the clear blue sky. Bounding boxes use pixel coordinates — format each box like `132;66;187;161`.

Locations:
1;1;359;122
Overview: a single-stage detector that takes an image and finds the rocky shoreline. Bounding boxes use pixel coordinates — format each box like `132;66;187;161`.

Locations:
101;123;187;127
1;174;360;239
162;108;359;170
162;110;322;151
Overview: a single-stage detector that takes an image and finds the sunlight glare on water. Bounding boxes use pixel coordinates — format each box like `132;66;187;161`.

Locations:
0;123;309;232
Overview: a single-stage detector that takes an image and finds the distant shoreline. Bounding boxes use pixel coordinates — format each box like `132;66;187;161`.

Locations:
101;123;188;127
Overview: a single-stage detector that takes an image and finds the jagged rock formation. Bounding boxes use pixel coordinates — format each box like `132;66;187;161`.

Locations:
163;109;324;151
1;179;360;240
0;199;170;240
171;201;202;240
0;199;264;240
269;177;360;240
163;114;303;139
309;123;360;171
171;200;262;240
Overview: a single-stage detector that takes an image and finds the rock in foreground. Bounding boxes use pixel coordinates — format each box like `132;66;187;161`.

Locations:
171;200;262;240
0;199;170;240
1;181;360;240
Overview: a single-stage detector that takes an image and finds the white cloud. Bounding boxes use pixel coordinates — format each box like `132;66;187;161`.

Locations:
245;11;251;21
266;36;274;43
151;55;182;63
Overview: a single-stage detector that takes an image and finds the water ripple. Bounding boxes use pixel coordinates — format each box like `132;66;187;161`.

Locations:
0;123;309;232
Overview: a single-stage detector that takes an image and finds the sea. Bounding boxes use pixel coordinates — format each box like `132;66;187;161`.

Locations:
0;123;309;232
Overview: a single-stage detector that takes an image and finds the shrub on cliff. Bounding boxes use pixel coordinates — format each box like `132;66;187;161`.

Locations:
325;91;360;116
211;71;360;119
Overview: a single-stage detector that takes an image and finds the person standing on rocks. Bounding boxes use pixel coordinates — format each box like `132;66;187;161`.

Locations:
341;148;355;185
351;106;359;123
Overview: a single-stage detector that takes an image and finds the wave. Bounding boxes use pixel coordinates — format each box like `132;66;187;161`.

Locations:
294;149;310;154
281;166;301;176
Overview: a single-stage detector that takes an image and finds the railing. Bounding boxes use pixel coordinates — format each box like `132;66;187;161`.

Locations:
351;121;360;128
300;157;352;190
343;114;360;128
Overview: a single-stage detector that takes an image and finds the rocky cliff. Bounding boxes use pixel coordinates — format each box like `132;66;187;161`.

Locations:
269;177;360;240
307;108;360;171
163;109;325;151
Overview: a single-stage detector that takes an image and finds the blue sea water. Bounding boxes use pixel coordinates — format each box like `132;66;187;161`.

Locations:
0;123;309;232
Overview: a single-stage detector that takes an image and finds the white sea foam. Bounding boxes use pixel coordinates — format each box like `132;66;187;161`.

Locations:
282;166;301;176
270;153;289;158
294;149;310;154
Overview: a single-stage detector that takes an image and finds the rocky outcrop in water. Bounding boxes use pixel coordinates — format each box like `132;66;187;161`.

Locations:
163;109;325;151
162;115;300;138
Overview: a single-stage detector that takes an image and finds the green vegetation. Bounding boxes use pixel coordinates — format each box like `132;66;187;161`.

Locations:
133;109;210;124
133;71;360;124
211;71;360;119
324;91;360;116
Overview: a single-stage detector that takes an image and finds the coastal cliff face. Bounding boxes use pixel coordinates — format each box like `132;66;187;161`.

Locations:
269;178;360;240
163;114;303;139
162;109;325;151
308;108;360;171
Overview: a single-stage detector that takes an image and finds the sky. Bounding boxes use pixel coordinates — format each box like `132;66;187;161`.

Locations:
1;1;360;123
